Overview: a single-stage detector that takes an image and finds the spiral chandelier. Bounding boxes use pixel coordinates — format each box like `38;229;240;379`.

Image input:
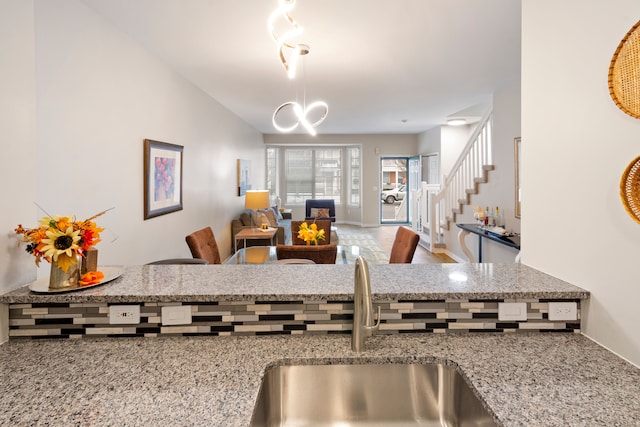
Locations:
268;0;304;79
268;0;328;135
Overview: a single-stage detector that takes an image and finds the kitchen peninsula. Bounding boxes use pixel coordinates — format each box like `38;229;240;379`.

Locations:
1;263;638;426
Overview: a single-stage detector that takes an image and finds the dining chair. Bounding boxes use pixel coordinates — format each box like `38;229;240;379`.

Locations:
272;259;316;264
291;219;332;245
146;258;209;265
185;226;222;264
276;244;337;264
389;226;420;264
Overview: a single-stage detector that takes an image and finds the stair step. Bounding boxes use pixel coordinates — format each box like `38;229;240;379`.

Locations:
426;116;494;253
418;239;447;253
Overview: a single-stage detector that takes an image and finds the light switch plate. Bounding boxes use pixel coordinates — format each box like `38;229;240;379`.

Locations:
162;305;192;326
109;305;140;324
498;302;527;321
548;302;578;321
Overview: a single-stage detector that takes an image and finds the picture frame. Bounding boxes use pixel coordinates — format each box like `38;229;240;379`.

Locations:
237;159;251;196
514;137;521;219
144;139;183;220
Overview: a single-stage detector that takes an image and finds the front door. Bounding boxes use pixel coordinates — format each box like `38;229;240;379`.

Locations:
380;157;408;224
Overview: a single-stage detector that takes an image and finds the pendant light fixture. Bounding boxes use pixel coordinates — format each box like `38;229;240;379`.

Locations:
271;44;328;136
268;0;304;79
268;0;329;135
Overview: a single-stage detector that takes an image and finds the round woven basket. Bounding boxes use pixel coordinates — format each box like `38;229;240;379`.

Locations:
609;20;640;119
620;155;640;224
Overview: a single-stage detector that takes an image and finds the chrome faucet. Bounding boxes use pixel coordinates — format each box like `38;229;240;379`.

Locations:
352;256;381;352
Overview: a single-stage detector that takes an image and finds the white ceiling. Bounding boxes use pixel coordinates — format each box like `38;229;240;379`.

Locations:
81;0;521;135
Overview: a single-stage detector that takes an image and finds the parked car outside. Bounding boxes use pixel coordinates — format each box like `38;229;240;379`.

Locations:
382;182;400;190
381;184;406;204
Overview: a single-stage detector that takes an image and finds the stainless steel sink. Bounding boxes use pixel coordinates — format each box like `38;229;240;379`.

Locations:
250;363;498;426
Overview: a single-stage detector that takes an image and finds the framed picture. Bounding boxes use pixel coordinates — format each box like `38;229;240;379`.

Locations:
237;159;251;196
144;139;183;220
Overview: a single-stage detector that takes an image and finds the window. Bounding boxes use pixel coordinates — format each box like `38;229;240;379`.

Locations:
313;148;341;200
266;145;360;207
348;147;360;205
285;149;313;204
266;147;278;197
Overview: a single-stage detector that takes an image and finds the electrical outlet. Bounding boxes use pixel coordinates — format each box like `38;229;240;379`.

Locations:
162;305;192;326
548;302;577;321
498;302;527;321
109;305;140;324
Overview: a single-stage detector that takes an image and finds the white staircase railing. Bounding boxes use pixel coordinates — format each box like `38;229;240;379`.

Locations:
424;109;494;252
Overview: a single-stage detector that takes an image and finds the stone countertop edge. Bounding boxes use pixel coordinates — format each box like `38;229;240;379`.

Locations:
0;263;590;303
0;333;638;426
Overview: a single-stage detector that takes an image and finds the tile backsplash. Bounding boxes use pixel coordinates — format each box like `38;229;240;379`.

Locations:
8;298;581;339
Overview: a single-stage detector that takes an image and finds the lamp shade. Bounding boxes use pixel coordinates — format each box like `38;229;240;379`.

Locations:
245;190;270;210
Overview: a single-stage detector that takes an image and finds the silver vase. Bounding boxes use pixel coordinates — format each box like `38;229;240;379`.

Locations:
49;255;80;290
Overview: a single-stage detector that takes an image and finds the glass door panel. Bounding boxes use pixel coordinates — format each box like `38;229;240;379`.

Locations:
380;157;408;224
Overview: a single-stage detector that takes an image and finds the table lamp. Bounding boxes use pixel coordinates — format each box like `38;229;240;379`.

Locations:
245;190;270;230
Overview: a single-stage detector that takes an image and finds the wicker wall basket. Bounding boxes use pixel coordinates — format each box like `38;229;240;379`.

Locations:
609;20;640;119
620;155;640;224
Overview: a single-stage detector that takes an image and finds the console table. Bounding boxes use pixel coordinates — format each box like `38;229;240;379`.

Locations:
234;228;277;253
456;223;520;263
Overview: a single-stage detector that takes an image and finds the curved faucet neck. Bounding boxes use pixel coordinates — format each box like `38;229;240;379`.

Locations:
352;256;380;352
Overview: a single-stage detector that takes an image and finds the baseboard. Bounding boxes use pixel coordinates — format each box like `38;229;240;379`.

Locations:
338;221;381;228
444;250;466;263
415;240;464;263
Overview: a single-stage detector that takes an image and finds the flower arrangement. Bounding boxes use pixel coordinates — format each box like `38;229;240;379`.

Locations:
297;221;325;245
14;210;107;281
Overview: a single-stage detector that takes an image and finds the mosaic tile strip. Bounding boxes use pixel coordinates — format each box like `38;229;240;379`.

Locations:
7;299;581;339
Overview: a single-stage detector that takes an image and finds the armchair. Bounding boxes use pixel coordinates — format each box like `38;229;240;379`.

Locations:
305;199;336;222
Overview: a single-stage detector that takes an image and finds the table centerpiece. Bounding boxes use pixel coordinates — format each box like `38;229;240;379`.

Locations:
297;221;326;245
15;210;108;290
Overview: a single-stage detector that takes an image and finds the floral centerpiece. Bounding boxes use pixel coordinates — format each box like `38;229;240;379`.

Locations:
297;221;325;245
15;210;107;289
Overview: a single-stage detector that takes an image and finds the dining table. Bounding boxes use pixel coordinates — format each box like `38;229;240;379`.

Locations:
225;245;374;265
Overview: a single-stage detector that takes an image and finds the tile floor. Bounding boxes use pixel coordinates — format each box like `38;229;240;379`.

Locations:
338;224;456;264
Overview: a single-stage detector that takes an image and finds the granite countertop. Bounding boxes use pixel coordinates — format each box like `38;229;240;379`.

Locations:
0;333;638;426
0;263;589;303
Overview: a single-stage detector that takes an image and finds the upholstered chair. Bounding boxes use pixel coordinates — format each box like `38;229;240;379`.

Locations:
291;220;332;245
304;199;336;222
389;226;420;264
276;244;338;264
185;226;222;264
146;258;209;265
272;259;316;264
